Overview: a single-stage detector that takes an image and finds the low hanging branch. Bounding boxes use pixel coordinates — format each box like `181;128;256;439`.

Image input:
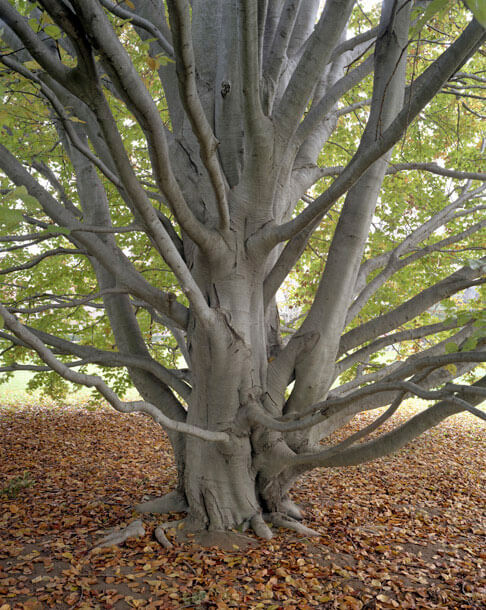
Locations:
246;374;486;434
0;0;484;540
0;305;228;443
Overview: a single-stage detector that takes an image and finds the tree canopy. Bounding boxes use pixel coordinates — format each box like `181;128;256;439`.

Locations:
0;0;485;538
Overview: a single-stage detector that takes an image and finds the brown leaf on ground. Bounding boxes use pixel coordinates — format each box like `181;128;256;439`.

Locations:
0;403;484;609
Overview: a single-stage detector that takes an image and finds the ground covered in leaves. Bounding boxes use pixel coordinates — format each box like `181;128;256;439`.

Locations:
0;401;484;609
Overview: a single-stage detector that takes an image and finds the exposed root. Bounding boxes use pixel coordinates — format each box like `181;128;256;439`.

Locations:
157;518;186;531
250;514;274;540
93;519;145;549
264;512;321;537
135;490;188;514
281;498;304;520
154;525;173;549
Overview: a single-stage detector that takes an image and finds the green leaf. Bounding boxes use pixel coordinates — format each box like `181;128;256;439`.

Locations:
410;0;450;38
461;337;478;352
12;185;39;211
0;207;25;229
464;0;486;26
44;24;62;40
445;342;458;354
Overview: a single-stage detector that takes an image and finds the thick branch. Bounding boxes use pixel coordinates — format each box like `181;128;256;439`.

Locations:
287;375;486;470
341;260;485;353
0;143;190;328
99;0;174;58
0;305;225;442
264;0;303;93
274;0;355;137
258;19;486;248
68;0;217;254
0;0;72;82
296;54;374;146
241;0;266;134
166;0;230;231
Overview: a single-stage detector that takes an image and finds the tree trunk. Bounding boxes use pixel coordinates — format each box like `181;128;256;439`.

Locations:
177;249;294;532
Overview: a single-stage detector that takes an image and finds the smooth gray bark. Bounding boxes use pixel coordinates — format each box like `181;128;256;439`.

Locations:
0;1;484;537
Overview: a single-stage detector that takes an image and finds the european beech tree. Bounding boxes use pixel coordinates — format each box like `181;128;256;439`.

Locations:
0;0;485;541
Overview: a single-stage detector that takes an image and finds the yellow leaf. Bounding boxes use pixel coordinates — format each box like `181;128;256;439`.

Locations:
24;60;41;71
445;364;457;376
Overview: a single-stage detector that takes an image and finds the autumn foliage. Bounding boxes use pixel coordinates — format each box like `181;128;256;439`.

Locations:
1;402;484;609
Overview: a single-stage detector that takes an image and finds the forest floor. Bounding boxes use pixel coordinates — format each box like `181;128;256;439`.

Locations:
0;394;484;609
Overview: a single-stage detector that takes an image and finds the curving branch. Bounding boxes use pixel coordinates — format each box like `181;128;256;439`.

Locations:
0;142;190;328
329;26;379;62
333;325;479;399
286;374;486;470
99;0;174;58
386;162;486;181
341;259;486;354
310;162;486;183
1;52;212;327
0;0;72;82
354;182;486;295
257;19;486;249
63;0;218;254
0;247;85;276
347;217;486;325
336;318;468;375
0;316;191;399
295;54;374;147
166;0;230;231
0;55;122;188
249;376;486;434
0;305;223;441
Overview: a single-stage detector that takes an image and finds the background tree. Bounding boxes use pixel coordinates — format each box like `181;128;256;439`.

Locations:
0;0;485;540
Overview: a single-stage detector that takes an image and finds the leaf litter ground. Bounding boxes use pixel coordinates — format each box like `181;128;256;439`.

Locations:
0;401;484;609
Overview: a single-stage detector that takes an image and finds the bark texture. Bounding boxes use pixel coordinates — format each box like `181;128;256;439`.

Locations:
0;1;485;538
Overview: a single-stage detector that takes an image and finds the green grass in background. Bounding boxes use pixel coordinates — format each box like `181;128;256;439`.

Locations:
0;369;140;409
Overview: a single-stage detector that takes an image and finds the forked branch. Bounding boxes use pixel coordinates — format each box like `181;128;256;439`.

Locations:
287;374;486;470
166;0;230;231
0;305;228;443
